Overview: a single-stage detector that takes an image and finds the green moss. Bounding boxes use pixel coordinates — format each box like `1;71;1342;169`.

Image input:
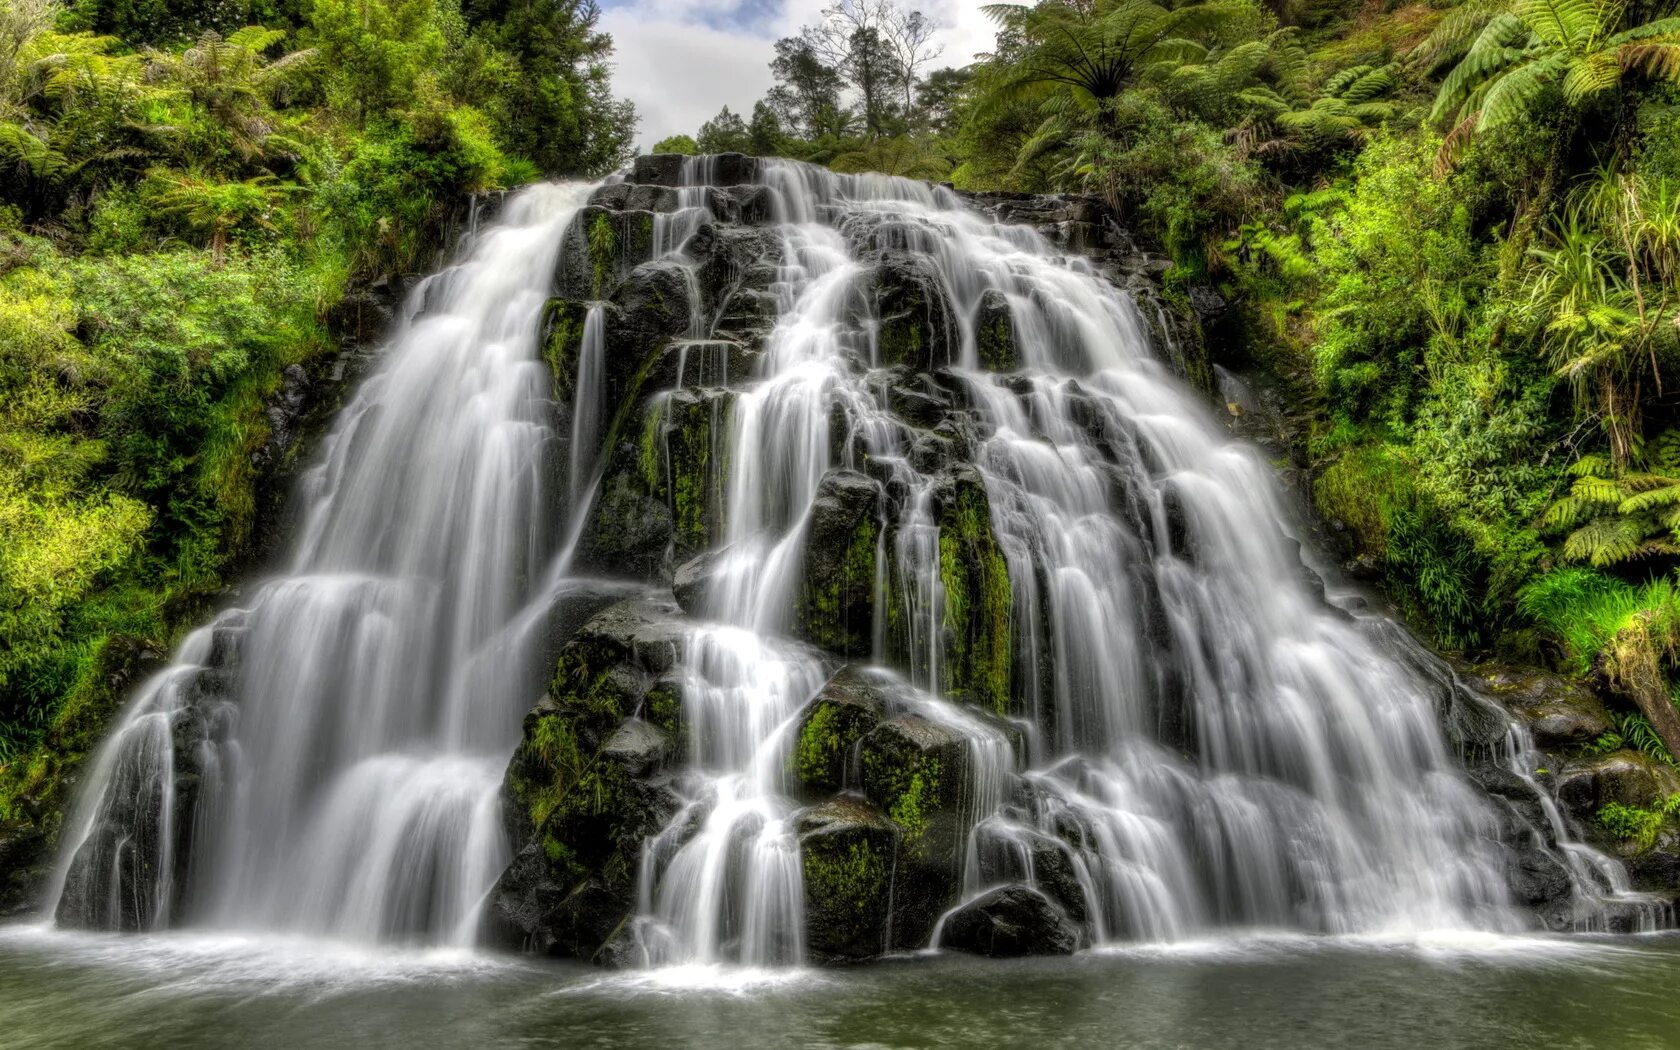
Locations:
805;838;888;920
638;398;666;489
937;479;1013;715
794;703;843;786
589;213;617;296
1598;797;1680;853
543;299;589;402
864;744;944;850
663;393;730;558
887;768;937;841
796;513;878;657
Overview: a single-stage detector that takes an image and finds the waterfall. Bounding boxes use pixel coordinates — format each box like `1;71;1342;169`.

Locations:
48;184;596;943
45;156;1652;963
620;157;1598;964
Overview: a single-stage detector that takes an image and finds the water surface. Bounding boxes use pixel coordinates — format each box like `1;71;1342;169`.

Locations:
4;926;1677;1049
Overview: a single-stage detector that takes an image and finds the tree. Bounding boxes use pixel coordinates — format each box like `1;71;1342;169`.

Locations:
914;65;970;135
970;0;1244;177
1430;0;1680;147
310;0;445;125
747;99;785;155
696;105;750;153
882;6;940;114
458;0;636;175
768;34;848;138
650;132;696;154
799;0;908;136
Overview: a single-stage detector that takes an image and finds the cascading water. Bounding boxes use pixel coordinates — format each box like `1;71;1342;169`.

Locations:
48;183;597;943
44;154;1655;967
606;157;1654;965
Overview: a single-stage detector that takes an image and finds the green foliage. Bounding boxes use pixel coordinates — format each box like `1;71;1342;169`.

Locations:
1598;799;1669;851
0;0;635;774
650;133;697;155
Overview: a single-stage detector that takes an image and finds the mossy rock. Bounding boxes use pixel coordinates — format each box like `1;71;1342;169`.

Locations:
1473;666;1615;750
491;599;687;961
867;253;958;371
975;289;1019;372
859;713;969;866
556;207;658;301
1556;751;1680;815
794;795;898;962
932;470;1014;716
794;471;883;660
789;667;894;794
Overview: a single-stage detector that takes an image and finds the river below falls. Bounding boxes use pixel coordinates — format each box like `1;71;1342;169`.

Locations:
4;926;1680;1048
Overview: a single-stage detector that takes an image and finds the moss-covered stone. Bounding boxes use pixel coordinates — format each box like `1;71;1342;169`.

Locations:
788;666;892;794
869;254;957;371
794;471;882;659
975;289;1019;371
795;796;897;962
860;714;968;864
934;471;1013;716
662;389;732;562
491;599;687;962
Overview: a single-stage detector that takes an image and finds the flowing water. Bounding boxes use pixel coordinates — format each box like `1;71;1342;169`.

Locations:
48;184;596;942
26;154;1666;997
4;926;1680;1050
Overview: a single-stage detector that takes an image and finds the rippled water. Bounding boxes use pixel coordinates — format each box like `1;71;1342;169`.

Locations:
4;926;1679;1049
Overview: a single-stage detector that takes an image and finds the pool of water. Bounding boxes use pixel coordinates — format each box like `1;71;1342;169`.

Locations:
3;925;1677;1049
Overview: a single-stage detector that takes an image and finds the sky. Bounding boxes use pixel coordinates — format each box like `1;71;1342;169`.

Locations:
598;0;1000;147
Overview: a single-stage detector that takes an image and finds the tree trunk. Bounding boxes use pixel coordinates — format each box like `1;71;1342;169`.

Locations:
1602;611;1680;763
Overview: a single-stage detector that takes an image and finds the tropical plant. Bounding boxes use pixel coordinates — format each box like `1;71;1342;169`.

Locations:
1429;0;1680;149
974;0;1246;177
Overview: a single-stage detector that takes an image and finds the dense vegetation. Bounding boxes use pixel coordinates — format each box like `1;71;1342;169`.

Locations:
0;0;635;808
659;0;1680;781
10;0;1680;847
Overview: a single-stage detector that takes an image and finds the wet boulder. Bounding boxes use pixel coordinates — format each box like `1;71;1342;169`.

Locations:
795;795;899;963
630;153;688;187
940;885;1080;957
489;599;687;962
706;184;775;226
929;470;1014;716
865;253;958;372
975;290;1019;372
793;471;883;660
1555;750;1680;814
859;713;974;867
1474;667;1616;750
555;206;657;301
686;152;760;187
589;182;680;214
789;667;895;795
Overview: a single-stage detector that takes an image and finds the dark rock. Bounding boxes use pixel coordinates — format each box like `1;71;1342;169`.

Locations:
795;796;899;962
488;599;687;961
706;185;775;225
866;253;958;371
940;885;1079;957
975;290;1018;372
789;667;895;794
556;207;657;301
1473;668;1616;750
793;471;883;659
689;152;761;187
0;821;49;919
631;154;687;187
671;551;718;616
1555;751;1679;814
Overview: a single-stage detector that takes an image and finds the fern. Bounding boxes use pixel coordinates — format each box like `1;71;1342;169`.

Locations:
1616;711;1679;766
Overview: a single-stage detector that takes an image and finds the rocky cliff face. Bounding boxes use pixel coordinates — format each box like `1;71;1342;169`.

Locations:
487;154;1677;964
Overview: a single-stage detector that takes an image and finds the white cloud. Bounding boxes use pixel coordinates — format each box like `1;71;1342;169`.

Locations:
600;0;999;148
